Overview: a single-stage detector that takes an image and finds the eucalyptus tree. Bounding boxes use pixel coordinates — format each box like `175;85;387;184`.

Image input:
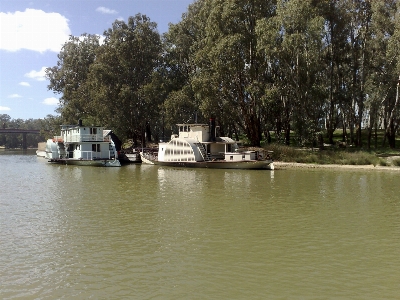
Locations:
187;0;277;146
257;0;325;146
340;0;373;147
383;0;400;148
317;0;352;144
86;14;162;143
46;34;101;123
161;0;209;129
364;0;397;148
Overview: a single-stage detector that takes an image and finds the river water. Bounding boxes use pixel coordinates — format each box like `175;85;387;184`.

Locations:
1;150;400;299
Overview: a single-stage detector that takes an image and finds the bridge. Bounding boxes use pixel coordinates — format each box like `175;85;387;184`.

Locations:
0;128;42;149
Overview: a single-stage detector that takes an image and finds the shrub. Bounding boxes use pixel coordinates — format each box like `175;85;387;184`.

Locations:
379;159;389;166
392;158;400;167
264;143;380;165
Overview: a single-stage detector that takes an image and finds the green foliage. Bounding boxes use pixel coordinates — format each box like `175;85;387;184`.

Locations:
46;34;101;123
43;0;400;149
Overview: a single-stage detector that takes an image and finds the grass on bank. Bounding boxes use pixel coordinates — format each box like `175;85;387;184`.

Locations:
256;129;400;166
263;144;385;166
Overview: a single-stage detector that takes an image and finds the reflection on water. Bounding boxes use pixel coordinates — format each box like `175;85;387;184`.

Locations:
1;153;400;299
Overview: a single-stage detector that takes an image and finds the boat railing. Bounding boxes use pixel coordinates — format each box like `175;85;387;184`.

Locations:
79;151;112;160
62;134;107;143
81;151;93;160
194;138;211;161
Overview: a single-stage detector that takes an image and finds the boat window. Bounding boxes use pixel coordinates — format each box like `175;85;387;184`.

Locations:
92;144;96;152
97;144;100;152
230;156;233;161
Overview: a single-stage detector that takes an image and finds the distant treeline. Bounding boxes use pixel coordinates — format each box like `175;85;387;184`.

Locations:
0;114;60;148
36;1;400;148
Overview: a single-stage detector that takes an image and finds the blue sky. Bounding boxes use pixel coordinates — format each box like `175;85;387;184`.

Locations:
0;0;194;120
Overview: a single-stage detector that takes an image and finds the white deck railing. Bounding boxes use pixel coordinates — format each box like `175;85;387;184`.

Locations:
79;151;111;160
54;134;110;143
80;151;93;160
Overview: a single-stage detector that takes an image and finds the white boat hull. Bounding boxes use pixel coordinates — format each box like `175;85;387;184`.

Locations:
140;152;273;170
48;158;121;167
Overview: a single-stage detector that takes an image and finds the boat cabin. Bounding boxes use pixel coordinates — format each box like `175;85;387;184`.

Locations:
176;124;211;143
158;123;243;162
47;121;116;160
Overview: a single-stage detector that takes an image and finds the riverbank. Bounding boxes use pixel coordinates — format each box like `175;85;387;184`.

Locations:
260;143;400;170
273;161;400;171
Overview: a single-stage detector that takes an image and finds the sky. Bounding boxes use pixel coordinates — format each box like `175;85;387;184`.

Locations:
0;0;194;120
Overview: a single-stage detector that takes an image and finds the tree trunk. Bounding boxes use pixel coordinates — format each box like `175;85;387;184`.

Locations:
243;112;262;147
285;123;291;146
146;122;152;142
367;126;372;149
387;121;396;149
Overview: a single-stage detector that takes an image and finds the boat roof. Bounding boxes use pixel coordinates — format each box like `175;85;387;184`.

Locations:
173;136;236;144
176;123;220;128
103;130;112;137
176;123;208;127
60;124;103;129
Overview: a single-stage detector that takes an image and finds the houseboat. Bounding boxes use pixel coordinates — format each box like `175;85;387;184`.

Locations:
44;120;121;167
140;119;274;170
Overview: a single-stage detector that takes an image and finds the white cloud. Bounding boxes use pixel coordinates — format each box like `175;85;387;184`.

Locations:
19;82;31;87
25;67;47;81
0;106;11;111
42;97;59;105
96;7;118;14
8;94;22;98
0;9;71;53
